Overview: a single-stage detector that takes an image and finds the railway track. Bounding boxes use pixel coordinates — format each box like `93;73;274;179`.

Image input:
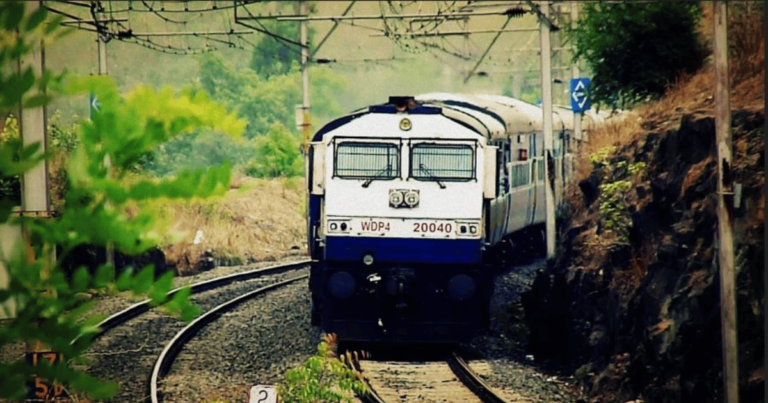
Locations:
150;274;309;403
77;257;574;403
356;352;509;403
81;260;310;403
91;259;311;340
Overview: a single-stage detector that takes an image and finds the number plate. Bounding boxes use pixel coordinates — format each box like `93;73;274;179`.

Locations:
330;218;479;239
411;221;454;234
26;351;70;402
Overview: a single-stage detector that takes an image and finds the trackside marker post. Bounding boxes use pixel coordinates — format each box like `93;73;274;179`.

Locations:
249;385;277;403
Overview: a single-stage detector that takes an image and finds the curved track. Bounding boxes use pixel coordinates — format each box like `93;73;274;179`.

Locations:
90;259;310;340
150;274;309;403
356;352;509;403
78;260;310;402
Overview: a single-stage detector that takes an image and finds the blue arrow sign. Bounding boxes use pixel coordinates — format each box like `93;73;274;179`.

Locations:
89;93;101;119
570;77;591;112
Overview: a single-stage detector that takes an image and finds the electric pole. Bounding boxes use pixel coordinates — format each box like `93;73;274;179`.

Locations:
300;0;311;152
539;0;556;259
19;2;55;392
18;0;52;284
97;20;114;269
714;1;738;402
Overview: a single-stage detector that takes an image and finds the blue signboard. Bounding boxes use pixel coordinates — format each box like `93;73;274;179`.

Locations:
88;93;101;119
570;77;591;112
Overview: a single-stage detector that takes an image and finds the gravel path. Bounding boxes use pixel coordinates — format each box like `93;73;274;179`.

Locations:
159;279;320;403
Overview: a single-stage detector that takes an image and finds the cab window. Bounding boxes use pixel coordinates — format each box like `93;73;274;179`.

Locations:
334;142;400;179
410;144;475;181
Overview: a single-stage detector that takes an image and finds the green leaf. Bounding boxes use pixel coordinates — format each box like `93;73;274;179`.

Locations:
63;299;96;322
46;14;65;35
22;93;52;109
93;264;114;288
131;264;155;294
0;198;15;223
115;267;134;291
23;6;47;31
72;266;90;292
148;270;173;304
71;373;119;399
2;2;24;31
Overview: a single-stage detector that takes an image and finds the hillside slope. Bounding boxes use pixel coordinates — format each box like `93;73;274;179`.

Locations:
520;8;764;403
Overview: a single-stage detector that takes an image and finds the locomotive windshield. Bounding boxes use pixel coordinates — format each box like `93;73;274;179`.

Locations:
410;143;475;181
334;142;400;179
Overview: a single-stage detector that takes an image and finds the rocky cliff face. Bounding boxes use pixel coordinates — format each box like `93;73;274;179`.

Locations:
522;111;764;403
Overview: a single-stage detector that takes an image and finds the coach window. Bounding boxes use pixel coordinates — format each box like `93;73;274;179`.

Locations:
334;142;400;179
410;143;475;181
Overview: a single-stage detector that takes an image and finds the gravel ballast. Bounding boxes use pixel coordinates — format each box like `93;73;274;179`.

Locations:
82;266;308;403
463;258;586;402
159;279;320;403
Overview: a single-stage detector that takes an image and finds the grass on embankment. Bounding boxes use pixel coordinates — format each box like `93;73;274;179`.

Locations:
145;173;307;275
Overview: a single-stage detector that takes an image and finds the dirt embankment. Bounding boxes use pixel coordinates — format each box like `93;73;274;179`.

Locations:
60;176;308;277
522;110;764;403
520;7;764;403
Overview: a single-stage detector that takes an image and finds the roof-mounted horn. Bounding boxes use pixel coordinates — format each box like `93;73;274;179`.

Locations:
389;96;417;112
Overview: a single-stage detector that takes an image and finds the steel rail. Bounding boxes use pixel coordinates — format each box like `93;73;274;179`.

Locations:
448;352;509;403
80;259;311;344
350;360;386;403
149;274;310;403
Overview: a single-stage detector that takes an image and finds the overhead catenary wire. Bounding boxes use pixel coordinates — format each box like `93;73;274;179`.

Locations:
49;0;560;68
107;0;256;13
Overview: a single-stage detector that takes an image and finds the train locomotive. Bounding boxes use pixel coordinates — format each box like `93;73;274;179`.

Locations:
306;93;598;343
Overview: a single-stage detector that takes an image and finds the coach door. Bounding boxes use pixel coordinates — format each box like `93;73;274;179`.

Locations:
527;133;537;226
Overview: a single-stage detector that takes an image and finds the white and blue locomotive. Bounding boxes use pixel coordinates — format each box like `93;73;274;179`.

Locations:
306;94;588;343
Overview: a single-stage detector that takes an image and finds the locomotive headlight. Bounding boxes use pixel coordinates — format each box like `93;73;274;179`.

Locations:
328;220;350;232
404;190;419;207
456;221;480;236
447;274;476;302
328;271;356;299
363;254;374;266
389;190;403;207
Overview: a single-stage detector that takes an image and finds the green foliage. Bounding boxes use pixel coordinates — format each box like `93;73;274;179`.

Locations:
278;337;368;403
141;23;347;179
248;2;317;78
48;111;80;153
143;130;257;177
247;122;303;178
591;147;646;244
502;70;540;105
194;50;345;178
0;115;21;205
568;2;705;108
0;4;68;112
0;2;245;400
